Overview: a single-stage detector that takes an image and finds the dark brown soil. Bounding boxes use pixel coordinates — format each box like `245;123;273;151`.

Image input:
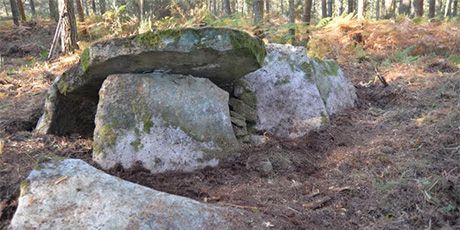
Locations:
1;20;459;229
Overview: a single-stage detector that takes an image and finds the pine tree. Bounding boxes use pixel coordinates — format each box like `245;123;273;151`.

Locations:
75;0;84;21
9;0;20;25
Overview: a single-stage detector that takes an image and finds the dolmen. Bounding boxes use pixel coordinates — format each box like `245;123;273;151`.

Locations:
11;27;357;229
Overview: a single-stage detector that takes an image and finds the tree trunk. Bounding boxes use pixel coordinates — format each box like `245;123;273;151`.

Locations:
59;0;79;53
399;0;411;14
99;0;105;15
347;0;354;13
17;0;26;21
428;0;435;17
376;0;380;18
82;0;88;15
453;0;458;15
321;0;327;17
327;0;333;16
302;0;312;23
29;0;35;16
9;0;20;25
253;0;263;24
445;0;453;16
75;0;84;21
437;0;442;16
413;0;423;16
3;0;10;17
288;0;295;43
91;0;95;14
265;0;270;13
223;0;231;15
337;0;344;15
281;0;284;14
138;0;143;21
357;0;365;18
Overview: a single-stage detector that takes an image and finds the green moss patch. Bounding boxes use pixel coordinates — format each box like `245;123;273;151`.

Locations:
229;30;266;66
80;48;91;72
19;180;31;197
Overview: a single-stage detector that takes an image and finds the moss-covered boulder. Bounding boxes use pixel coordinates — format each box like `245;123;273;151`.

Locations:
36;27;266;136
240;43;356;139
10;159;266;229
93;73;238;173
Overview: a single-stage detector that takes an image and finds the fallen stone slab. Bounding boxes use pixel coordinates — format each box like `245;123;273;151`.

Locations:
36;27;265;136
93;73;238;173
237;43;356;139
10;159;265;229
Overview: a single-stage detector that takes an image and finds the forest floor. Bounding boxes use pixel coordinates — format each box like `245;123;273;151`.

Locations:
0;18;459;229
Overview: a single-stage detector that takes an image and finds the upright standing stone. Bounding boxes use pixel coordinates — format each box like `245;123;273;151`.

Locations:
239;43;356;139
93;73;238;173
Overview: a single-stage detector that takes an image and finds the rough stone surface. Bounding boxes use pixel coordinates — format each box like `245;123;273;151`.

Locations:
36;27;265;136
310;59;357;116
93;73;238;173
240;43;356;139
10;159;264;229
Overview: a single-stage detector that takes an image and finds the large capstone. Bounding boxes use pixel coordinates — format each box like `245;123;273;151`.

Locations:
10;159;265;229
36;27;266;136
237;43;356;139
93;73;238;173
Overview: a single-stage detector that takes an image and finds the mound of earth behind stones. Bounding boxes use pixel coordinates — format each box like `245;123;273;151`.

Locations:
10;159;266;229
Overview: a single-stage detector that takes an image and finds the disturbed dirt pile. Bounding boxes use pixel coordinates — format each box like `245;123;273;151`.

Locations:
1;19;459;229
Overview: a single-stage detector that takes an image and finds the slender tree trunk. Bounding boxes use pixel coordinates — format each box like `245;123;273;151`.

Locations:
99;0;105;15
82;0;88;15
281;0;284;14
49;0;58;21
223;0;231;15
413;0;423;16
357;0;365;18
348;0;354;13
338;0;344;14
437;0;443;16
9;0;19;25
138;0;143;21
444;0;452;16
428;0;435;17
265;0;270;13
327;0;333;16
288;0;295;42
29;0;35;16
59;0;79;53
302;0;312;23
3;0;10;16
376;0;380;18
399;0;411;14
321;0;327;17
453;0;458;15
91;0;95;14
17;0;26;21
253;0;263;24
75;0;84;21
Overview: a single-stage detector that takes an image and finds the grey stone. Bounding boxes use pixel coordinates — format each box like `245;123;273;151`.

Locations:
93;73;238;173
36;28;266;136
10;159;264;229
310;59;357;115
241;43;356;139
230;115;247;128
229;98;257;123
